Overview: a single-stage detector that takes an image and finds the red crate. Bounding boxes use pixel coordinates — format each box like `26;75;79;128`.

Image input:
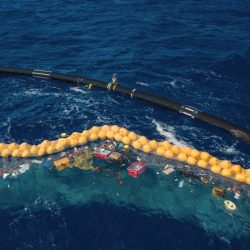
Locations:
127;161;146;177
94;148;111;159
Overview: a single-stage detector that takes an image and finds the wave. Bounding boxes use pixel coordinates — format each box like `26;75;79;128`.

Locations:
152;119;187;147
136;81;149;87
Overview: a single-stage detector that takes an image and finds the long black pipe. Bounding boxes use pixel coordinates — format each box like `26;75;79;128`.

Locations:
1;66;250;143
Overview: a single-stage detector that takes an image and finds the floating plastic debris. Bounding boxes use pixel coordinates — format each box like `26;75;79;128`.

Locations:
179;180;184;188
163;165;175;175
127;161;146;177
32;160;43;164
95;148;111;159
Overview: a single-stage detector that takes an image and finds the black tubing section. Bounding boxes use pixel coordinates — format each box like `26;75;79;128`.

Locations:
0;66;250;143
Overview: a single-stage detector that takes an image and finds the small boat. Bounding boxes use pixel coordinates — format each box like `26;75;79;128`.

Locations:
94;148;111;159
127;161;146;177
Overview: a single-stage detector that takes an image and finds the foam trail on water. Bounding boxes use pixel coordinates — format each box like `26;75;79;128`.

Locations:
136;81;149;87
70;87;87;94
152;119;187;147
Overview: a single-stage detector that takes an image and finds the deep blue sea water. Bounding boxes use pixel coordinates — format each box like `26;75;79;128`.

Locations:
1;0;250;249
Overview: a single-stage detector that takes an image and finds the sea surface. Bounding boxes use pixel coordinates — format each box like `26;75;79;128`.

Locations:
0;0;250;249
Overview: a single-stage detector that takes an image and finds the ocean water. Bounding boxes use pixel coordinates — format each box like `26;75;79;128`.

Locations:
0;0;250;249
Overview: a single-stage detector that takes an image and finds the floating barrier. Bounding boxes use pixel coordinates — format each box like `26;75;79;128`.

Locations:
0;125;249;186
0;66;250;143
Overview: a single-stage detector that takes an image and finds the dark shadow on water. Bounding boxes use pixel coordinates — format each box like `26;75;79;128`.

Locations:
0;202;249;250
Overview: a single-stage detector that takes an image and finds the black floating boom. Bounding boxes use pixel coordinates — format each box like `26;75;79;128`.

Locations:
0;66;250;144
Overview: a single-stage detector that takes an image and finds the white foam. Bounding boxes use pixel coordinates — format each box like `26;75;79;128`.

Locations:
136;81;149;87
169;79;177;87
152;119;187;147
70;87;87;94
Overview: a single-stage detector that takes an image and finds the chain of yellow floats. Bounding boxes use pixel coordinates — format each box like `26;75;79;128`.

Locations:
0;125;249;185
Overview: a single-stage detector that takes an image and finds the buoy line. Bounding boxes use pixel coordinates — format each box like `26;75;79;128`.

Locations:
0;125;249;185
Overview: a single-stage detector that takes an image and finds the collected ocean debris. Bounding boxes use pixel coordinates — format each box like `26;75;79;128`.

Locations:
212;187;225;197
0;163;30;179
54;157;70;171
127;161;146;177
108;152;122;161
95;148;111;159
224;200;236;212
178;180;184;188
162;165;175;175
72;149;94;170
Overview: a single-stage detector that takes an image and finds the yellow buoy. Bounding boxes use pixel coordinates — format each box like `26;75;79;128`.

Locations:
114;133;123;142
190;149;200;158
197;160;207;168
158;141;171;150
90;126;100;133
211;165;221;174
0;143;6;151
55;143;65;152
47;146;55;155
69;138;79;146
160;141;171;150
81;130;89;138
71;132;81;139
177;153;187;162
1;149;10;157
98;130;106;139
245;176;250;185
41;140;50;146
186;156;197;165
101;125;110;131
221;168;231;177
219;160;232;168
200;152;210;161
231;165;242;174
19;142;30;150
37;148;46;156
119;127;128;136
149;140;159;150
132;141;141;150
164;150;174;159
30;145;39;155
235;173;246;182
8;143;18;151
106;131;115;139
181;146;191;156
209;157;219;166
111;125;120;133
128;132;137;141
156;147;165;156
60;133;67;138
12;149;21;157
22;150;31;158
244;169;250;177
224;200;236;212
143;144;152;153
89;133;98;141
138;136;148;146
122;136;130;145
78;136;87;145
170;145;180;155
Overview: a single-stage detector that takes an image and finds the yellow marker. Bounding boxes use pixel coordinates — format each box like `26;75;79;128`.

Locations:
60;133;67;138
